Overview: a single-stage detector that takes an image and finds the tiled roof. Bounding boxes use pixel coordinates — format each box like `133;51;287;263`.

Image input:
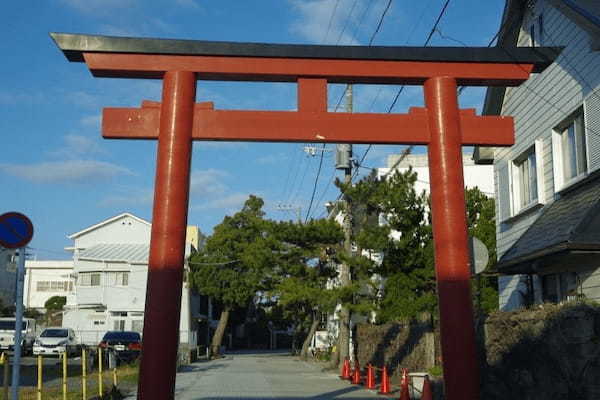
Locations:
498;176;600;270
78;243;149;264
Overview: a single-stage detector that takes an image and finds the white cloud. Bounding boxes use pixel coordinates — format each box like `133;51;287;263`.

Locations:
190;169;230;197
0;91;46;105
61;0;136;15
0;160;133;184
175;0;203;9
196;142;247;150
256;153;288;165
290;0;364;45
80;115;102;128
65;91;100;109
48;134;106;159
193;193;250;211
100;187;153;207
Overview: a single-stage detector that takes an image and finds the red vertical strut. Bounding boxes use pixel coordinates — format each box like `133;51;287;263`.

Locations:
424;76;480;400
138;71;196;400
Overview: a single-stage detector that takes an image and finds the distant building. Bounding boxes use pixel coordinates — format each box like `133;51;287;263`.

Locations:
0;248;17;306
378;153;494;196
23;260;74;312
62;213;209;358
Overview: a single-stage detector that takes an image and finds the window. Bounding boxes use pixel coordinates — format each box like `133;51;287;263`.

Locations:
514;147;538;209
36;281;72;292
113;320;126;331
510;140;544;215
553;109;587;190
131;320;144;333
107;272;129;286
79;272;101;287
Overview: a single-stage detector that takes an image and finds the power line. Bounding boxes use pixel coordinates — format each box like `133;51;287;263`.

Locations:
335;0;360;45
368;0;394;45
323;0;342;43
309;1;397;220
357;0;452;169
304;143;327;223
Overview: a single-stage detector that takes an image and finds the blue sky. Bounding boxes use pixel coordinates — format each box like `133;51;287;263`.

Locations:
0;0;505;259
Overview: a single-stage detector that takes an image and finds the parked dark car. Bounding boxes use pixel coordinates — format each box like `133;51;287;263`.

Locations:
99;331;141;363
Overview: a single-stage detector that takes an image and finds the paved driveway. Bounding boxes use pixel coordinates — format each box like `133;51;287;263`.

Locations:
131;351;383;399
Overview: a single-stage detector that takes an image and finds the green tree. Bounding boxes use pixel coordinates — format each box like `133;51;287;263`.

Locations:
466;187;499;314
272;219;343;358
190;195;279;357
44;296;67;311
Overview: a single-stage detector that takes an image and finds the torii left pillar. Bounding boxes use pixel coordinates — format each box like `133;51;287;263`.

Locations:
51;32;559;400
140;71;196;398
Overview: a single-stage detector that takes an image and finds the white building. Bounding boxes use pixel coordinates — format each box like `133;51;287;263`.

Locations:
62;213;206;355
23;260;74;312
474;0;600;310
378;152;494;196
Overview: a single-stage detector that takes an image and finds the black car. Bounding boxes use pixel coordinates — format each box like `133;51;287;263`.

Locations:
99;331;142;363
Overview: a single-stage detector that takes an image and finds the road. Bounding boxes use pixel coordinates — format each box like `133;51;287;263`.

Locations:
127;351;383;400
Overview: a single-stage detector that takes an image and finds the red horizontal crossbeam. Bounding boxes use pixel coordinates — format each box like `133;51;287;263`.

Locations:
83;53;534;86
102;101;514;146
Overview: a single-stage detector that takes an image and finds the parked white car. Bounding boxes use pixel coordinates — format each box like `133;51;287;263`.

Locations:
33;328;78;356
0;317;37;354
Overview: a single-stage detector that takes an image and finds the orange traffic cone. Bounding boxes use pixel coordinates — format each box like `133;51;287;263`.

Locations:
421;375;433;400
399;368;411;400
340;357;351;380
351;360;361;384
378;365;391;395
365;364;376;389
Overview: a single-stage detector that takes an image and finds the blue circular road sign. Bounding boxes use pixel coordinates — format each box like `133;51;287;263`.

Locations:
0;212;33;249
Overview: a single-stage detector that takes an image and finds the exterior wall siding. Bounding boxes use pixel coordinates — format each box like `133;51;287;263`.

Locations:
495;2;600;310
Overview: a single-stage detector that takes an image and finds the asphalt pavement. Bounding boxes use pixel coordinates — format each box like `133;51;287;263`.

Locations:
126;351;383;400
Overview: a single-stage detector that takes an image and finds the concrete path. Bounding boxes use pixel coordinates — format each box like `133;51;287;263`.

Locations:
129;351;384;399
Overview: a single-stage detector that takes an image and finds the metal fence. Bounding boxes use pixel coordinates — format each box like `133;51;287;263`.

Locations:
0;347;138;399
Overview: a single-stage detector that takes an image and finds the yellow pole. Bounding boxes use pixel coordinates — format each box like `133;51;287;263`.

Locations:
3;354;8;400
98;347;103;397
37;355;43;400
62;352;68;400
82;348;87;400
113;363;117;390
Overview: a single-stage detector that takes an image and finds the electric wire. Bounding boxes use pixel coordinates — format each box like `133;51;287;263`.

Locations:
323;0;342;43
306;0;396;220
355;0;452;170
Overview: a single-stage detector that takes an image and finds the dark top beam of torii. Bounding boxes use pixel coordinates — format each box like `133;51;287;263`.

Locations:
51;32;560;400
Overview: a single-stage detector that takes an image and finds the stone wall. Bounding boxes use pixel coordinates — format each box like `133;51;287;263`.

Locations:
481;303;600;400
355;303;600;399
355;319;436;377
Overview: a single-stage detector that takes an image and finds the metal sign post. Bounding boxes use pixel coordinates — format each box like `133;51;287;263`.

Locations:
0;212;34;400
51;33;559;400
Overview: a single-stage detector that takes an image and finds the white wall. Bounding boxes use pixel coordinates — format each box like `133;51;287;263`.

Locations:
24;260;74;310
380;153;494;196
71;215;151;250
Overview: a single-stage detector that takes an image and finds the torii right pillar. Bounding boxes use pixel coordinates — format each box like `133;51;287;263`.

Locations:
425;76;479;399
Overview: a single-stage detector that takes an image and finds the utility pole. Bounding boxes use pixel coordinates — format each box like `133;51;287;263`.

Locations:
334;84;353;368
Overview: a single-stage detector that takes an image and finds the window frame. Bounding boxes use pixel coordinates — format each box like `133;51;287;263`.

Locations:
552;108;588;192
509;140;545;217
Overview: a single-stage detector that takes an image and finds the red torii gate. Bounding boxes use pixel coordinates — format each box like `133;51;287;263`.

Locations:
52;33;558;400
